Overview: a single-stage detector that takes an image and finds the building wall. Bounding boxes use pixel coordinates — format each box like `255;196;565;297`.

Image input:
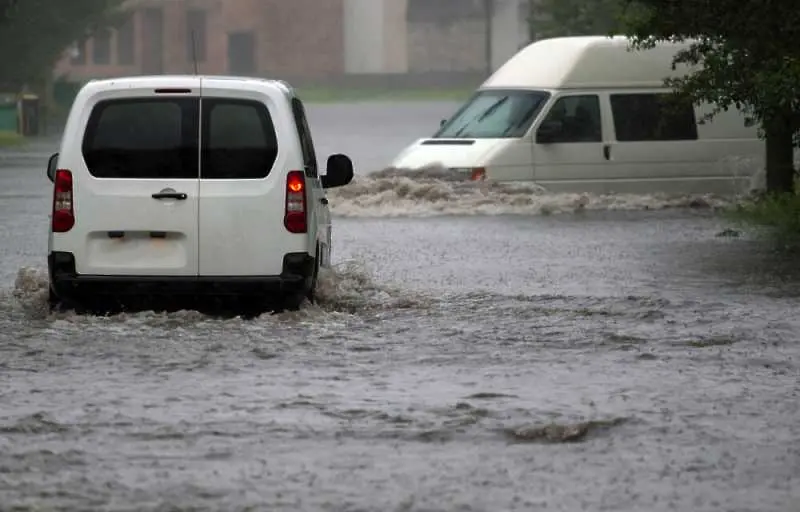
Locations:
52;0;527;82
344;0;386;74
408;18;487;73
259;0;344;77
344;0;408;74
53;0;345;81
406;0;528;74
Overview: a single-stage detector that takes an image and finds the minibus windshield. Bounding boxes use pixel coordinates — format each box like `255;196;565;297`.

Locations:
433;90;550;139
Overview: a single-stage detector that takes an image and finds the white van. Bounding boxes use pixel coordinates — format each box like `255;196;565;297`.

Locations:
391;36;763;195
46;75;353;313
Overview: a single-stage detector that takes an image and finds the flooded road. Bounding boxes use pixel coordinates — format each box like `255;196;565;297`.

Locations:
1;102;799;511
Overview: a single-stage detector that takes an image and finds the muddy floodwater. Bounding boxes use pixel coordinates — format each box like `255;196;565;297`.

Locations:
0;102;798;511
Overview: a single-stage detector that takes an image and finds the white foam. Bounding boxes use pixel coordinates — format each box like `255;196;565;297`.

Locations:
1;260;429;324
327;166;737;218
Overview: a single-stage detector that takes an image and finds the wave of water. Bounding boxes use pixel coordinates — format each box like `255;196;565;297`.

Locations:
2;262;432;326
327;166;743;218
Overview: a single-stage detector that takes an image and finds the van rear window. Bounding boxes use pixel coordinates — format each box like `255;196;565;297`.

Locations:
82;98;199;179
201;99;278;180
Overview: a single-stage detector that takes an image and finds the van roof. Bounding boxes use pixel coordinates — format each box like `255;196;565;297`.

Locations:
482;36;696;90
81;75;296;96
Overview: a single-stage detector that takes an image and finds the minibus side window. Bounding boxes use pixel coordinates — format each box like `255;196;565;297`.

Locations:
610;93;698;141
537;95;602;143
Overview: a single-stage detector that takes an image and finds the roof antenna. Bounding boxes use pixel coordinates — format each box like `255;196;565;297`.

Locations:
190;29;199;75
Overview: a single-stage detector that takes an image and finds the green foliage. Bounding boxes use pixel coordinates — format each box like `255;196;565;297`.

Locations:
0;0;126;89
0;129;23;147
621;0;800;128
726;192;800;247
529;0;626;39
620;0;800;193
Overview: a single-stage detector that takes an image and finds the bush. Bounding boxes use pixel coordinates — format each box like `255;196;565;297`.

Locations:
726;191;800;247
0;130;24;147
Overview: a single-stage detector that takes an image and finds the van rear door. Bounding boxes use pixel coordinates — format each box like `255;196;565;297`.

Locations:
74;84;201;276
197;79;289;276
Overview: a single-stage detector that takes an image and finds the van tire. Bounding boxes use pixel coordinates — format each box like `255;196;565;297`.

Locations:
278;292;304;312
48;287;79;313
48;288;59;311
306;246;320;304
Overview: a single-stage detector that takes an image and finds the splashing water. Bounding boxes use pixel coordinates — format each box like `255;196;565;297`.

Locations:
327;166;741;218
1;261;429;324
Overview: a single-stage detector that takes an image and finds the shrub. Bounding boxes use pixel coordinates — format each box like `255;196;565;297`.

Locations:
726;191;800;248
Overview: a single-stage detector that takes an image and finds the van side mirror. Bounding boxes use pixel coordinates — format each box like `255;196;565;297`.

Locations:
46;152;58;182
536;120;563;144
321;154;354;189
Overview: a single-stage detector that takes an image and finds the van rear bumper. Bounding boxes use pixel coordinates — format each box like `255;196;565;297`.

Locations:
48;251;314;299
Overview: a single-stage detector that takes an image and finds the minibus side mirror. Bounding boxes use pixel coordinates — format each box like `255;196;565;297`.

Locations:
536;120;563;144
46;153;58;182
321;154;354;189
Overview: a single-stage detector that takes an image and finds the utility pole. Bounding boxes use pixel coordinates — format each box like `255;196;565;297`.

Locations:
484;0;493;76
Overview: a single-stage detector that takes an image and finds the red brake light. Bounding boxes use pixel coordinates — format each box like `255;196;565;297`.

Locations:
470;167;487;181
52;169;75;233
284;170;307;233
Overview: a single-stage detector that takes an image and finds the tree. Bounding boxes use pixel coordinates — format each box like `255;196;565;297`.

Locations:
529;0;624;40
621;0;800;193
0;0;126;90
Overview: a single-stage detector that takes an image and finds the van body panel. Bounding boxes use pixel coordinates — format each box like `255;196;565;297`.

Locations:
196;79;305;277
482;36;697;90
289;97;331;268
484;139;535;181
57;77;202;276
392;139;499;170
49;75;330;290
388;37;764;195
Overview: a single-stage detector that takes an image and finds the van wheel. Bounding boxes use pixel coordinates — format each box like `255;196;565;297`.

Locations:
48;288;59;311
277;292;304;312
306;247;320;304
48;287;77;313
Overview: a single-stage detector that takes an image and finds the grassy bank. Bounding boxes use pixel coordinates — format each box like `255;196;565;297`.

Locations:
724;191;800;248
0;130;24;148
293;86;473;104
53;79;474;108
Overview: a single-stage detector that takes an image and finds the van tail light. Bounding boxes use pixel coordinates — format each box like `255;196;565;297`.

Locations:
52;169;75;233
284;170;307;233
470;167;487;181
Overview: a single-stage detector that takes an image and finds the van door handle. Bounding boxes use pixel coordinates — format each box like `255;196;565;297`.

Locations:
603;144;611;160
320;197;329;205
152;192;188;200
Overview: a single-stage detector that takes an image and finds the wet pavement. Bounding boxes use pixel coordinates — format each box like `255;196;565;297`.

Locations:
0;102;798;511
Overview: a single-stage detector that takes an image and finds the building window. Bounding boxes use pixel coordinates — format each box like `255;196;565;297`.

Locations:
186;9;207;62
93;28;112;65
70;40;87;65
610;93;698;142
116;16;135;65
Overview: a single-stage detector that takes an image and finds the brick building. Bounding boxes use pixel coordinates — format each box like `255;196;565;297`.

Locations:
54;0;345;81
53;0;529;83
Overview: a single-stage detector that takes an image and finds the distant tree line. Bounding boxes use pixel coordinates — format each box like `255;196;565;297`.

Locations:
531;0;800;196
0;0;124;90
